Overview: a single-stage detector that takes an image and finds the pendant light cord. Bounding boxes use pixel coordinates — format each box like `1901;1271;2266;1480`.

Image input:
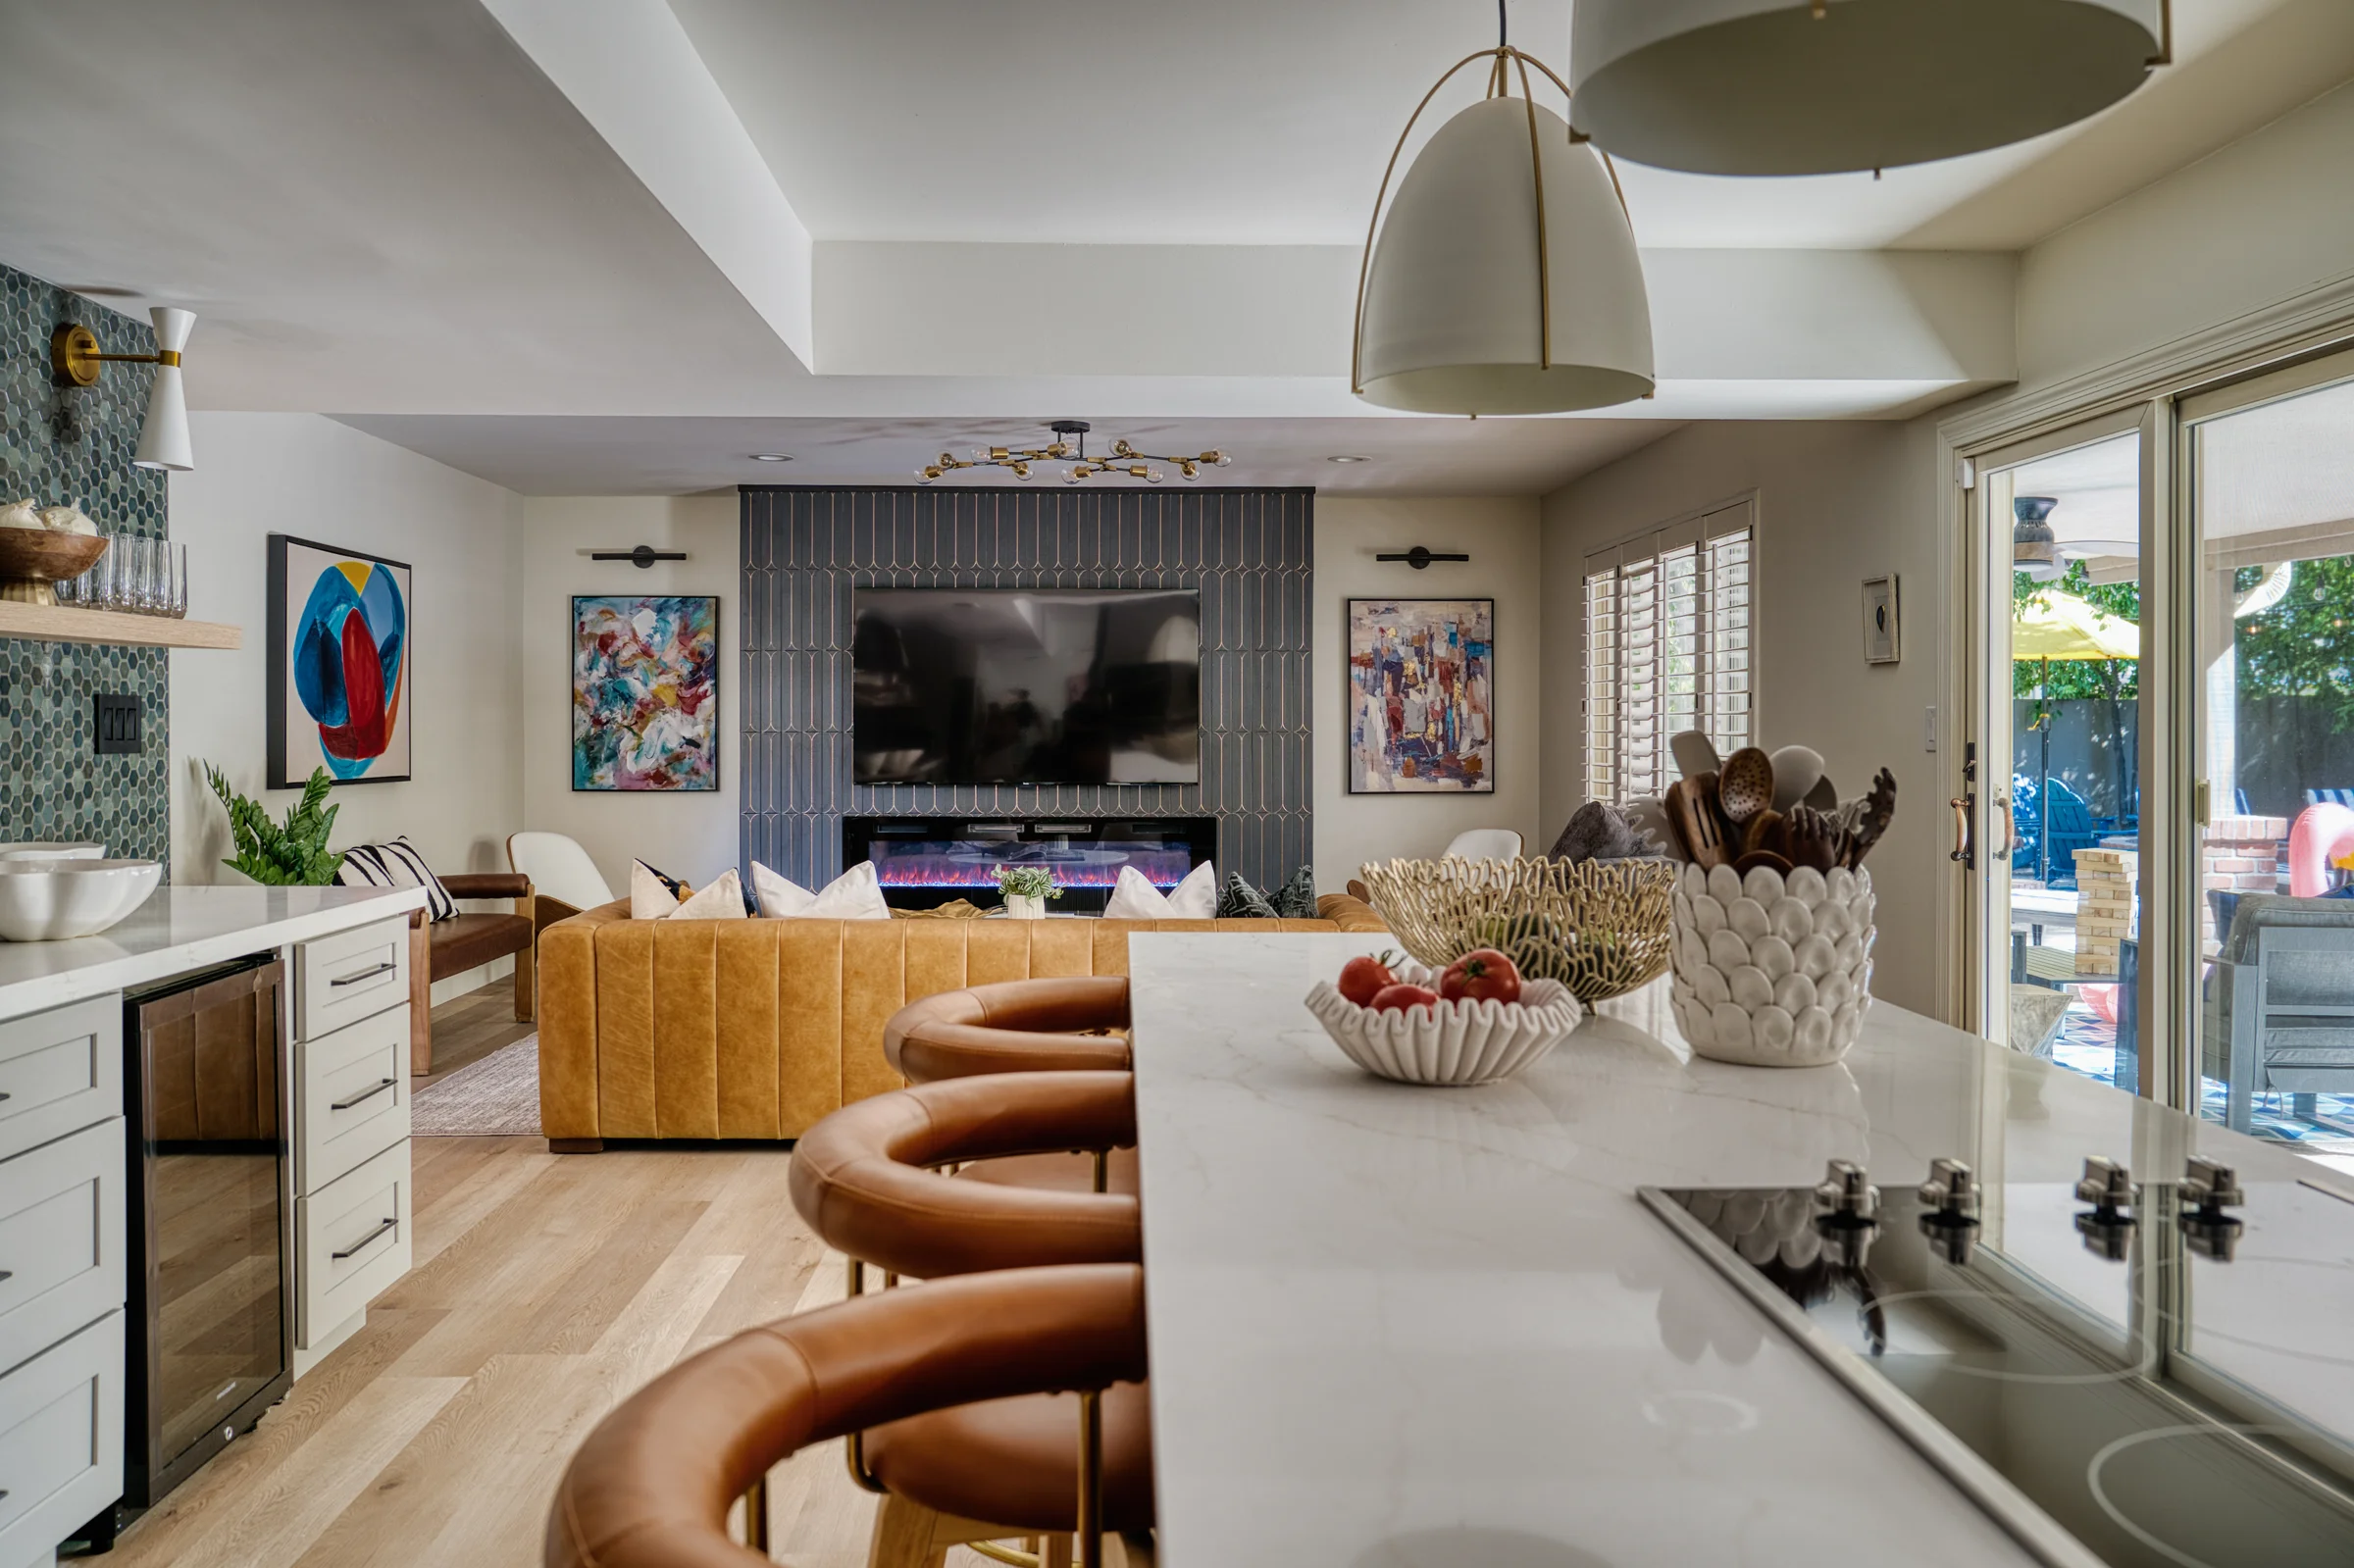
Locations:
1498;0;1508;49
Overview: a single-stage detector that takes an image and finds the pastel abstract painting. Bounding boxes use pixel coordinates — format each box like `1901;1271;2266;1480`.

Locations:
268;535;412;787
573;595;720;791
1347;597;1495;794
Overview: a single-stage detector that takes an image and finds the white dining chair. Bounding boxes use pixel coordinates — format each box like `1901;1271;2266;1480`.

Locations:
507;832;617;918
1443;829;1524;861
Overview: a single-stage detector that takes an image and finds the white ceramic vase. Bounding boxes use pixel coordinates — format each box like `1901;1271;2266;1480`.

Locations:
1005;891;1047;921
1667;862;1874;1068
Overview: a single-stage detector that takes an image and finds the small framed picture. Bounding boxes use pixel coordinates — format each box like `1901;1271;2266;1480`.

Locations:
1862;575;1900;664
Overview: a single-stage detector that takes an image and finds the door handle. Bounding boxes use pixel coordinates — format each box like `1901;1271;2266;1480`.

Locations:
331;1078;397;1113
1949;795;1975;867
331;962;397;987
1990;790;2013;858
333;1217;397;1261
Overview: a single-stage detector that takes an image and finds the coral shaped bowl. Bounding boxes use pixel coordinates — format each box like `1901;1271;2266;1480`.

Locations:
0;858;162;941
1305;962;1584;1087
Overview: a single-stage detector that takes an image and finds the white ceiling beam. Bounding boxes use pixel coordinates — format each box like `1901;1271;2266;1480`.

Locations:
478;0;814;368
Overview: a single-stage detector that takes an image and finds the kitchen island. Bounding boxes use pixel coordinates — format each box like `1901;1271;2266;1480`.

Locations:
0;884;427;1568
1128;932;2349;1568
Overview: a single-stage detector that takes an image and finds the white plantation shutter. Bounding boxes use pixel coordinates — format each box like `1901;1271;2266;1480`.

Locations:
1582;502;1755;806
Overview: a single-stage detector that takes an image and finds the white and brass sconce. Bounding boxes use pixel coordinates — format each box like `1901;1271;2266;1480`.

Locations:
50;306;196;472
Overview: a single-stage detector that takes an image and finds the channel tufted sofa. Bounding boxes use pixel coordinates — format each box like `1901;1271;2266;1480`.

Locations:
535;893;1387;1148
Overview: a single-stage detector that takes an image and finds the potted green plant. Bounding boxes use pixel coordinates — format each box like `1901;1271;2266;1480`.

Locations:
992;863;1059;921
204;763;345;885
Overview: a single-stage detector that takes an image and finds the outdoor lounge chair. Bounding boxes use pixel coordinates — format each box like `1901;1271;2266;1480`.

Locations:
2200;892;2354;1134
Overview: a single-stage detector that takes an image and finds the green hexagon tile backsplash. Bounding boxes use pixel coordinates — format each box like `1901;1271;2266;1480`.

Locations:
0;261;171;866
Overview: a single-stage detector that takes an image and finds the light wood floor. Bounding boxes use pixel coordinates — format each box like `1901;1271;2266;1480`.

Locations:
103;982;1006;1568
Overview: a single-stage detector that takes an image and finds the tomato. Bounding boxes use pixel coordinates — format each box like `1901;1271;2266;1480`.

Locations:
1440;948;1522;1004
1368;983;1441;1014
1338;952;1399;1007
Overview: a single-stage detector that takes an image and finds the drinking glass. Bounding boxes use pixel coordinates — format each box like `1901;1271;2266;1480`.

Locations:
119;538;149;614
132;538;162;615
167;542;187;619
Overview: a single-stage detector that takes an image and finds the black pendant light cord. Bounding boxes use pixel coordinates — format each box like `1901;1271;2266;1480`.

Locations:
1499;0;1508;48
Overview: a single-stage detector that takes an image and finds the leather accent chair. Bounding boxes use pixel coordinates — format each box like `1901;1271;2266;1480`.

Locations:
789;1074;1149;1564
544;1264;1149;1568
407;872;536;1075
885;977;1133;1084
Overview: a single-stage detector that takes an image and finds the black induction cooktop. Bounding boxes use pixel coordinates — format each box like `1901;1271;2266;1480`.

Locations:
1642;1157;2354;1568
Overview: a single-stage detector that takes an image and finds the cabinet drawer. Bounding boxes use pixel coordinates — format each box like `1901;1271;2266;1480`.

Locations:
295;1006;410;1195
0;1310;122;1568
295;1141;410;1347
0;1118;124;1377
0;996;120;1165
295;919;410;1042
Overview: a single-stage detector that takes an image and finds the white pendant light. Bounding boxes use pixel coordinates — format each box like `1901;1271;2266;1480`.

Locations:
1570;0;2170;177
133;307;195;472
1354;42;1654;417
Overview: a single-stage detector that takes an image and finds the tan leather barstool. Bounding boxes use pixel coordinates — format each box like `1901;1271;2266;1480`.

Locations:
545;1264;1148;1568
885;977;1132;1084
789;1073;1149;1567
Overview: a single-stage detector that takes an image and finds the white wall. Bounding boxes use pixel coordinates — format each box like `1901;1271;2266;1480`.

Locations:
169;412;527;995
516;493;740;899
1314;497;1543;891
1538;422;1948;1015
2019;79;2354;395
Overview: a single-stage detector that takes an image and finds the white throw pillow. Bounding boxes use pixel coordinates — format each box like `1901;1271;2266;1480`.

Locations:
751;859;893;920
669;869;748;921
1103;861;1217;920
630;860;688;921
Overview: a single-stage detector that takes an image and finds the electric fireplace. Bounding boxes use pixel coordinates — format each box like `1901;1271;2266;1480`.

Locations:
843;817;1219;912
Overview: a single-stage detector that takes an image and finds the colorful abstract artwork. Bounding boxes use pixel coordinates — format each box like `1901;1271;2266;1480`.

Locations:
1347;598;1495;794
572;595;720;791
268;536;412;787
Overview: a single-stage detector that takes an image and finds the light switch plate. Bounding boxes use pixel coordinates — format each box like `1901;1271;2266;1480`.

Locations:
94;693;141;755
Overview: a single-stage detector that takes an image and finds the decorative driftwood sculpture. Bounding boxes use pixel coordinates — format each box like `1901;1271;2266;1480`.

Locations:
1358;855;1676;1004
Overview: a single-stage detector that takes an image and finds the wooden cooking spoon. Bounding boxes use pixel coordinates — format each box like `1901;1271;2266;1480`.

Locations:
1665;777;1732;870
1717;747;1776;824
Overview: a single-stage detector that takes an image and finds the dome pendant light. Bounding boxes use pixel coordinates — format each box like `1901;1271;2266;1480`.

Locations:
1570;0;2171;177
1352;12;1654;416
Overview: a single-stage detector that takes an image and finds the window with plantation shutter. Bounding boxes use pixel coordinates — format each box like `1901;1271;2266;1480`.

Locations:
1583;502;1754;805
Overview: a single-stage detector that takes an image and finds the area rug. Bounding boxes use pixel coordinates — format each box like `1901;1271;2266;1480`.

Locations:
412;1036;542;1137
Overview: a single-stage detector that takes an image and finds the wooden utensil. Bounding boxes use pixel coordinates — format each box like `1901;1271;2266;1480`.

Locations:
1741;808;1786;857
1717;747;1775;824
1783;806;1850;873
1664;778;1731;870
1844;769;1899;867
1732;849;1795;877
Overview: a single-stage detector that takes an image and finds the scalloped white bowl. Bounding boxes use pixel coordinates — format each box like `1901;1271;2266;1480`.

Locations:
0;858;162;941
0;841;103;860
1305;962;1583;1086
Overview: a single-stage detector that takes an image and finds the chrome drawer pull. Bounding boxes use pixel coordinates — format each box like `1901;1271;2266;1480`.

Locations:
331;1078;398;1113
330;962;397;987
333;1217;397;1260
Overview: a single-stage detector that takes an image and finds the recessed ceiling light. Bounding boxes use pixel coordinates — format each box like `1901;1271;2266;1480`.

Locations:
1327;455;1372;464
751;452;793;463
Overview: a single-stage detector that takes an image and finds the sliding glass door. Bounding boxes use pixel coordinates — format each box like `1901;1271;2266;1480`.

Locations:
2181;353;2354;1176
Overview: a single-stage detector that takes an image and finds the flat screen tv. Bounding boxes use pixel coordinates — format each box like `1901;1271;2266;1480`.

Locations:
852;588;1202;785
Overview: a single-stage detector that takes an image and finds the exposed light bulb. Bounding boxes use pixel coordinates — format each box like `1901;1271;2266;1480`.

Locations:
1146;468;1164;484
1013;463;1032;480
1211;452;1231;467
1064;467;1084;484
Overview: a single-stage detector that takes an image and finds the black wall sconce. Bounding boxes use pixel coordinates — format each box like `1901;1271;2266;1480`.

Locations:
1375;545;1470;570
590;545;689;569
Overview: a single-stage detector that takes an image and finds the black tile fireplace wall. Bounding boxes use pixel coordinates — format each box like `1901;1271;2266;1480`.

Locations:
740;486;1313;890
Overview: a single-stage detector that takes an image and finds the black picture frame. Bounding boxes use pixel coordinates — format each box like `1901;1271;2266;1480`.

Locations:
267;533;415;788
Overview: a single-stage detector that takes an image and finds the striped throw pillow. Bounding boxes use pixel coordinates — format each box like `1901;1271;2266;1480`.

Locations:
336;837;458;922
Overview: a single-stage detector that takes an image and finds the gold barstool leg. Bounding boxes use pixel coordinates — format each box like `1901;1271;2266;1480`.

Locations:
1092;1148;1108;1193
1076;1388;1103;1568
742;1473;770;1555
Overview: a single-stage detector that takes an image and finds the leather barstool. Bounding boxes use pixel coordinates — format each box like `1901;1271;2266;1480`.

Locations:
885;977;1136;1194
790;1072;1150;1567
545;1264;1148;1568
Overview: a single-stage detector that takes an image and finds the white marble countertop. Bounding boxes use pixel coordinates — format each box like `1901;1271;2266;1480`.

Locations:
1127;933;2338;1568
0;885;427;1018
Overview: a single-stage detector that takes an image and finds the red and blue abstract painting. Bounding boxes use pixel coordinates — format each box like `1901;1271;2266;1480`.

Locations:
572;595;720;791
268;536;412;787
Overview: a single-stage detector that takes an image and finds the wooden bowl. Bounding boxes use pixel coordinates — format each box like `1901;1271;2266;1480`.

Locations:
0;531;107;607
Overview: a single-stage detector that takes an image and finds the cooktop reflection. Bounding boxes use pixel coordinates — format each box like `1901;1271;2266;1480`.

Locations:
1641;1158;2354;1568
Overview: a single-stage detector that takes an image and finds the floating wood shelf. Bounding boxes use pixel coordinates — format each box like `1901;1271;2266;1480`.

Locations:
0;602;241;649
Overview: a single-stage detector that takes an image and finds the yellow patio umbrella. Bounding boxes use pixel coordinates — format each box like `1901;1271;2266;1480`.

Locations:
2012;589;2139;882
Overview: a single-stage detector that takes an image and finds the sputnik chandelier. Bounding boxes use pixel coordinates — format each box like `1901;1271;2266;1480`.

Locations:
916;421;1231;485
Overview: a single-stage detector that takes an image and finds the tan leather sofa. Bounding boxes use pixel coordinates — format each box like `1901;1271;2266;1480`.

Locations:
536;893;1386;1148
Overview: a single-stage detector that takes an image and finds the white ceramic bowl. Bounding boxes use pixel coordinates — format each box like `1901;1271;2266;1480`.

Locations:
0;858;162;940
0;841;104;860
1305;962;1584;1086
1667;862;1875;1068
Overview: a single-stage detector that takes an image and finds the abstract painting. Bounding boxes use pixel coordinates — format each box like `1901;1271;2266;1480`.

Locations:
269;535;412;787
1347;598;1495;794
573;595;720;791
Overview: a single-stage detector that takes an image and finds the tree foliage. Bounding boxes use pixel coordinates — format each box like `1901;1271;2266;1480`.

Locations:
205;763;344;885
2234;557;2354;733
2012;561;2140;705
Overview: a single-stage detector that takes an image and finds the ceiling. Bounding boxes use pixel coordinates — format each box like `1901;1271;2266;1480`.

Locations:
3;0;2351;496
